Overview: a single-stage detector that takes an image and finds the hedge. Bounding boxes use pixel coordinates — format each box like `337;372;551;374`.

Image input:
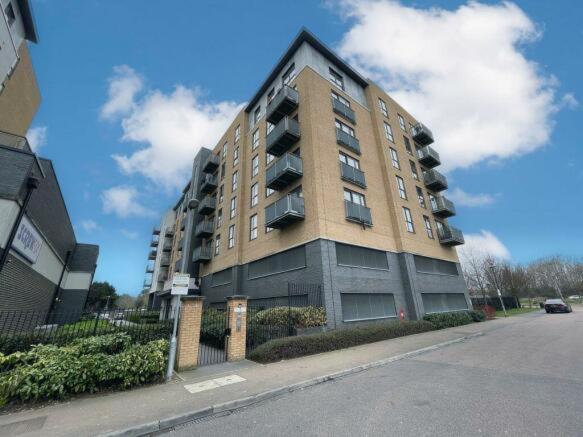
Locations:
422;311;474;329
0;333;168;404
252;306;327;328
248;320;435;363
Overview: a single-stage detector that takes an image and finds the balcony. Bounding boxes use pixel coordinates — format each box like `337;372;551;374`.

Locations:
200;173;218;194
150;237;159;247
146;265;154;273
332;98;356;124
202;154;220;174
152;227;161;235
417;146;441;168
160;255;170;267
424;169;448;192
438;225;464;246
411;123;434;146
266;86;299;124
143;279;152;288
431;196;456;218
340;162;366;188
265;194;305;229
198;195;216;215
193;245;212;264
266;153;303;190
165;227;175;238
344;200;372;226
266;116;300;156
148;250;157;260
336;128;360;155
162;241;173;252
195;219;214;238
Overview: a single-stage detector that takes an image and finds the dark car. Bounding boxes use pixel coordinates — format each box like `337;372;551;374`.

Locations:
544;299;572;313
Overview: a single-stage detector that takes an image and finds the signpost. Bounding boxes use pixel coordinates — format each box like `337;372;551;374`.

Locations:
166;273;190;381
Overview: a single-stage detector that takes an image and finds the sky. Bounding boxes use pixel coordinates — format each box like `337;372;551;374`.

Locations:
26;0;583;295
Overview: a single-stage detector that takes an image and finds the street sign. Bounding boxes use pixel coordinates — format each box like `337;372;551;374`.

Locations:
171;273;190;295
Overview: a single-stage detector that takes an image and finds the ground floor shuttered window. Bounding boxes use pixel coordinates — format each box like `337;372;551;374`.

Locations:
341;293;397;322
422;293;467;314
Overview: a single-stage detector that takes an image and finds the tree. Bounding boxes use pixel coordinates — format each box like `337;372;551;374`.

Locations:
115;294;137;309
85;281;118;311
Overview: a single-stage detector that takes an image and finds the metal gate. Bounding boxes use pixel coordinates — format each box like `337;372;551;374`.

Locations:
197;304;230;366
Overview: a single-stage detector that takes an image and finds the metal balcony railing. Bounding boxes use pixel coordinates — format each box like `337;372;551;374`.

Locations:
332;98;356;124
411;122;434;146
438;225;464;246
431;196;456;218
202;153;220;174
336;128;360;155
200;173;218;194
198;195;216;215
424;169;448;192
340;162;366;188
417;145;441;168
266;116;300;156
266;153;303;190
265;194;305;229
266;86;299;124
344;200;372;226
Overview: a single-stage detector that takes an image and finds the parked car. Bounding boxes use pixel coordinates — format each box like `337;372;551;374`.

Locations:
544;299;572;313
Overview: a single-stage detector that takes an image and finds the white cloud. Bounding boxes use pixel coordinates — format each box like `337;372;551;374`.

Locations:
27;126;47;153
560;93;579;109
101;66;244;189
458;230;511;263
100;65;144;120
336;0;561;170
101;185;154;218
80;219;99;232
448;187;496;207
120;229;139;239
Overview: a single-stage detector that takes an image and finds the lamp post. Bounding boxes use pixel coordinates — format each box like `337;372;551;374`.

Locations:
488;260;507;317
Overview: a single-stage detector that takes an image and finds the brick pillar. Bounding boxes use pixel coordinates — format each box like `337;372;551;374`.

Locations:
176;296;204;371
226;295;248;362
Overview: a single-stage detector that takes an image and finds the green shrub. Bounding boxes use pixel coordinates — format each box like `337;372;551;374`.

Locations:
423;311;473;329
127;312;161;324
248;320;435;363
467;310;486;322
0;336;168;403
252;306;327;328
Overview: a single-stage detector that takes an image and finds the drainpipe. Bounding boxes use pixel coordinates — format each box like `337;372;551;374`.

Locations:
0;176;40;275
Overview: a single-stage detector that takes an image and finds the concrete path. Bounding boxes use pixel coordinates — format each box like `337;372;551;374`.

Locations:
0;314;534;436
169;309;583;437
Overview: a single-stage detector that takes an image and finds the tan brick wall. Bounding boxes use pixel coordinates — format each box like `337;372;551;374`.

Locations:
226;296;247;361
0;43;41;136
176;296;204;370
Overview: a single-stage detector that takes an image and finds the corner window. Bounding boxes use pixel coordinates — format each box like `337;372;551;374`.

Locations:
390;148;400;170
250;182;259;207
423;216;434;239
378;98;388;117
252;155;259;177
234;125;241;143
230;197;237;218
329;67;344;90
396;176;407;200
228;225;235;248
282;63;296;86
250;214;258;240
252;130;259;150
384;122;394;143
403;207;415;233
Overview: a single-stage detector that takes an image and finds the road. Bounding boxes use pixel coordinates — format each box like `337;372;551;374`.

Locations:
167;310;583;436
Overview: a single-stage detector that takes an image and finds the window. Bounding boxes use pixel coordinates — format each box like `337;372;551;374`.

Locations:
266;186;275;198
422;293;467;314
214;235;221;256
416;187;426;208
233;146;239;166
403;207;414;233
409;122;415;133
398;114;406;131
248;245;306;279
404;136;413;155
250;214;258;240
217;209;223;228
5;2;15;26
429;193;437;211
250;183;258;207
252;130;259;150
222;142;228;159
230;197;237;218
378;98;388;117
414;255;458;275
211;268;232;286
266;152;275;165
266;121;274;135
339;152;359;169
254;106;261;124
282;63;296;86
335;119;355;137
390;148;400;170
228;225;235;248
435;220;446;239
423;216;434;239
384;122;394;143
336;243;388;270
329;67;344;90
267;88;275;103
219;185;224;203
234;125;241;143
231;171;238;192
331;91;350;107
251;155;259;177
344;188;365;206
341;293;396;322
410;160;419;180
220;162;226;180
396;176;407;199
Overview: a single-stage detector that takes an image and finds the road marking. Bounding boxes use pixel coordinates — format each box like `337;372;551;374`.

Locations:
184;375;246;394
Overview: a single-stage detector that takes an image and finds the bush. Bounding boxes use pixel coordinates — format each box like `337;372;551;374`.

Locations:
252;306;327;328
248;320;435;363
467;310;486;322
127;312;161;325
423;311;473;329
0;335;168;403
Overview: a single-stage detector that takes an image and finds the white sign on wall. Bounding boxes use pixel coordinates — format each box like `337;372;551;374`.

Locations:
11;216;43;264
171;273;190;295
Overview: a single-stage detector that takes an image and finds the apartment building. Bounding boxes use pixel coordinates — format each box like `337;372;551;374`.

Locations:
0;0;40;135
147;29;468;327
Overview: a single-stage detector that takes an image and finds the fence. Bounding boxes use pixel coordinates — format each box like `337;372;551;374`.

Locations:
471;296;520;311
246;283;325;356
0;308;173;355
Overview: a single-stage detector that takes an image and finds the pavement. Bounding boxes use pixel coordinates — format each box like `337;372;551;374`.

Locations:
0;310;563;436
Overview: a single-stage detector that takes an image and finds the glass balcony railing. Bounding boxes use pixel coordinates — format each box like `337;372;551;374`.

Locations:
200;173;218;194
266;116;301;156
417;145;441;168
332;98;356;124
344;200;372;226
198;195;216;215
336;128;360;155
266;153;303;190
431;196;456;218
265;194;305;229
438;225;464;246
202;154;220;174
424;169;448;192
340;162;366;188
411;122;434;146
266;86;299;124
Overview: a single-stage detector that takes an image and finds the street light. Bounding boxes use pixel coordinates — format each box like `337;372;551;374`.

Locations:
488;260;507;317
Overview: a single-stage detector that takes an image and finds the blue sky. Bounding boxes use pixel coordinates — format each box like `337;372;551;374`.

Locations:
27;0;582;295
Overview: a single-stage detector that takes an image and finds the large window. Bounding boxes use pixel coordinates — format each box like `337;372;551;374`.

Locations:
403;207;414;233
423;216;434;239
384;122;394;143
248;245;306;279
396;176;407;199
332;91;350;107
335;119;355;137
211;267;232;287
339;152;360;169
336;243;388;270
250;214;258;240
404;136;413;155
414;255;458;275
416;187;426;208
329;67;344;90
231;170;238;192
398;114;406;131
230;197;237;218
422;293;467;314
378;98;388;117
228;224;235;248
250;182;258;207
344;188;366;206
282;63;296;86
252;155;259;177
410;160;419;180
390;148;400;170
341;293;397;322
